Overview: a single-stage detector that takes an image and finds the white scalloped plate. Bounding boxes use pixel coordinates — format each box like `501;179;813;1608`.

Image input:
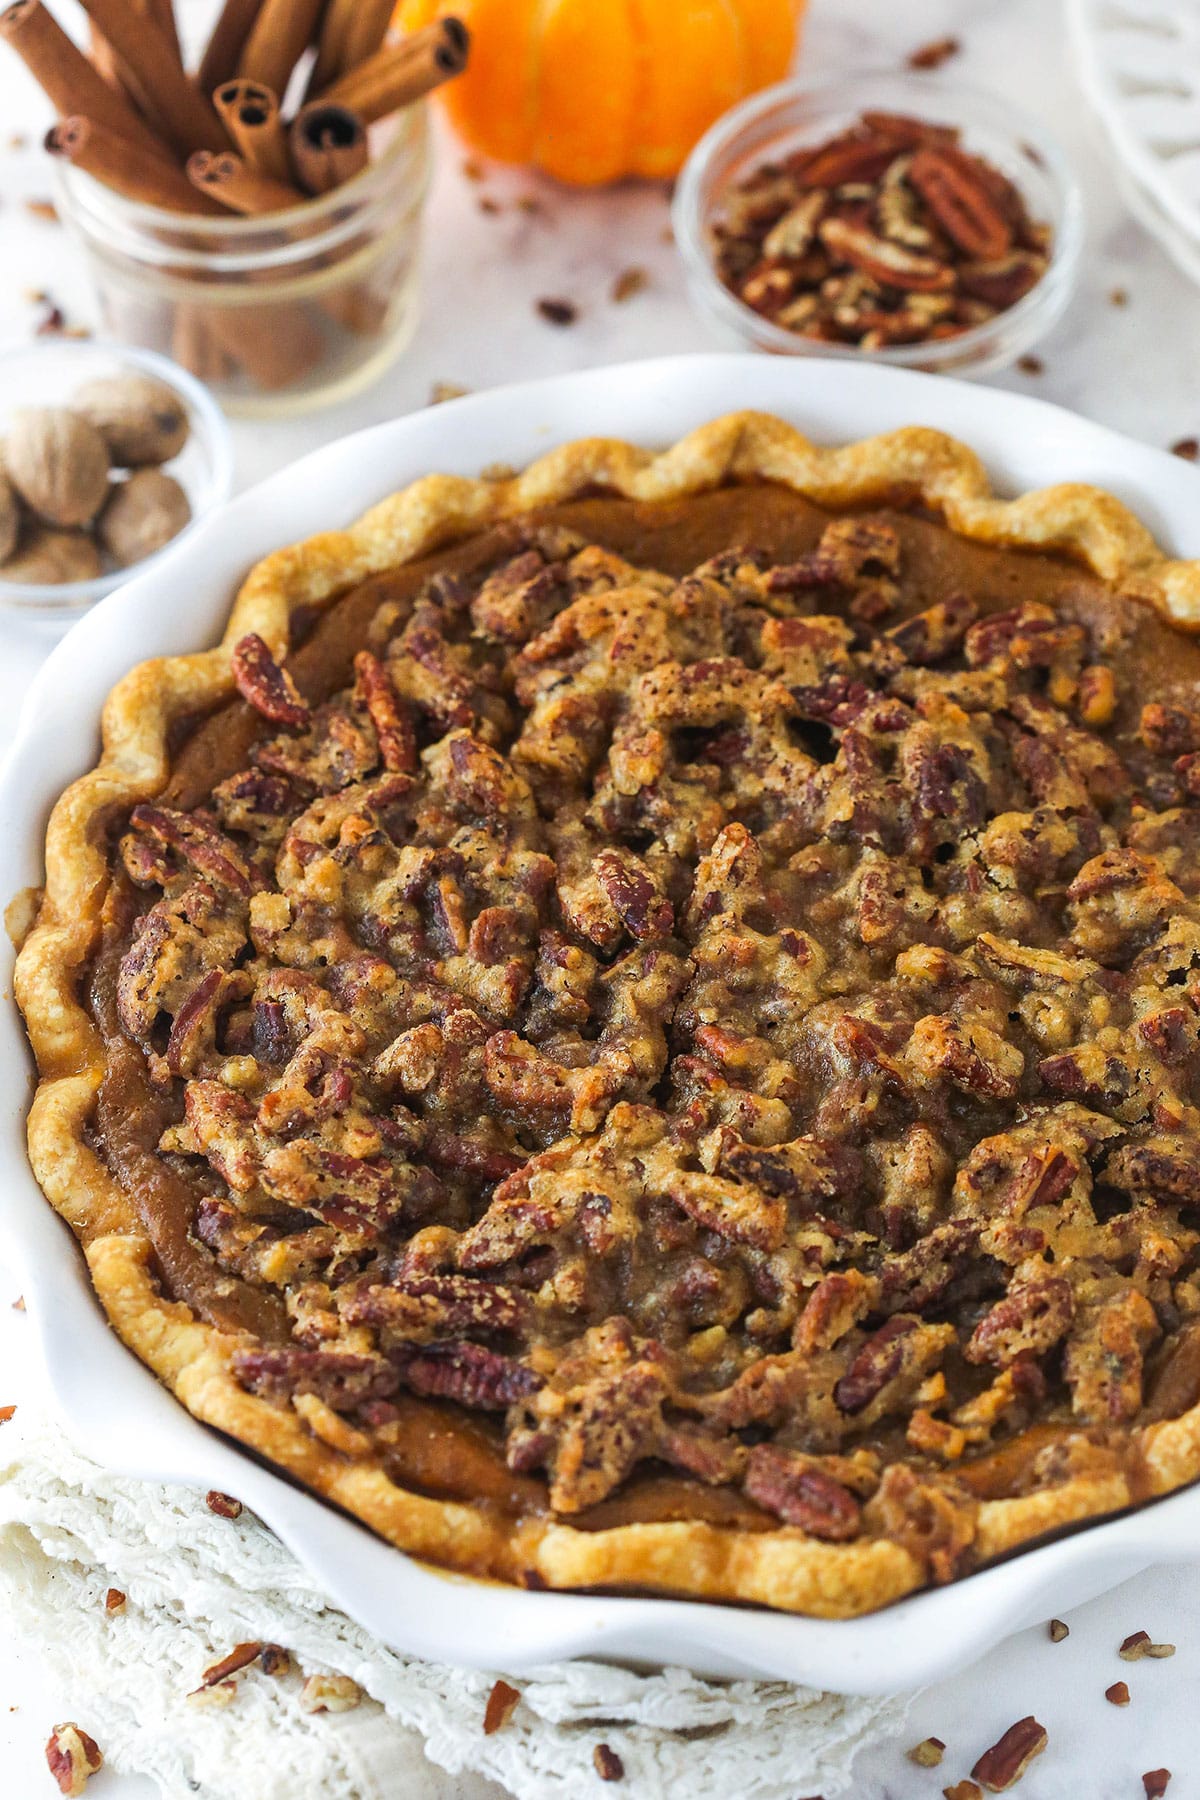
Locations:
5;355;1200;1695
1069;0;1200;250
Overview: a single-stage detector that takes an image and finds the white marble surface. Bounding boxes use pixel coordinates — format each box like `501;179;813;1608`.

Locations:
2;1;1200;1795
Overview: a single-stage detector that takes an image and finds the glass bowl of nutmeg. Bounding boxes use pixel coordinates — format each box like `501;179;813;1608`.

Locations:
0;339;233;616
673;74;1084;377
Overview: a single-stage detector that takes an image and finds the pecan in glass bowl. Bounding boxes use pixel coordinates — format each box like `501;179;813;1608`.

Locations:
673;75;1083;377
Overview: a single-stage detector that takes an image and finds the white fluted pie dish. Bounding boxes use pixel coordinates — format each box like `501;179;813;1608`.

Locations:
5;354;1200;1693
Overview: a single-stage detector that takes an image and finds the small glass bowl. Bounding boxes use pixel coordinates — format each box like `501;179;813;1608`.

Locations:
0;339;233;617
672;73;1085;377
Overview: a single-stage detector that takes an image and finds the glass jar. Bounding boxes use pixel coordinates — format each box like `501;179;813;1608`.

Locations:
53;106;430;418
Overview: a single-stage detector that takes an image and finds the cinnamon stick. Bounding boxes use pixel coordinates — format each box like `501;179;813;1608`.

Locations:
319;19;469;124
197;0;264;95
341;0;396;77
309;0;392;93
236;0;325;102
0;0;165;157
73;0;230;155
214;78;290;182
88;0;179;141
172;304;233;383
145;0;180;62
204;301;325;390
187;148;305;215
289;101;367;195
46;115;225;215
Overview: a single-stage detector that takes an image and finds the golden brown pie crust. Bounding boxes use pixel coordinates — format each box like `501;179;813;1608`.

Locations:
17;410;1200;1619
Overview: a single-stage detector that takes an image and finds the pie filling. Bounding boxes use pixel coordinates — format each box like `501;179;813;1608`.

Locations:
88;483;1200;1581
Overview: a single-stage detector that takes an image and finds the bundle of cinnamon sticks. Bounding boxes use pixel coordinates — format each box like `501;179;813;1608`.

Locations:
2;1;468;397
1;0;467;214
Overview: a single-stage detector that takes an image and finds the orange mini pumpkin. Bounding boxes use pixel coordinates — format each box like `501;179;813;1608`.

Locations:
396;0;807;185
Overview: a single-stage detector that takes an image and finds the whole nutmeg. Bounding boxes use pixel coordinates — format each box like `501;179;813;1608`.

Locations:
0;466;19;565
74;373;190;467
98;469;191;567
1;525;102;585
6;407;110;528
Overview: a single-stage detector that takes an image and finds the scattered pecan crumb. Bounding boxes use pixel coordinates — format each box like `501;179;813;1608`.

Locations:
1120;1630;1175;1660
260;1644;291;1676
187;1679;238;1708
1143;1773;1171;1799
33;300;66;336
944;1784;982;1800
1170;438;1199;461
104;1588;125;1613
517;195;541;214
44;1723;103;1796
196;1641;264;1690
205;1490;242;1518
478;196;501;215
593;1743;625;1781
1048;1619;1069;1642
461;158;484;181
11;1295;25;1311
611;267;648;303
1016;354;1044;375
429;380;471;405
483;1678;520;1735
1105;1680;1130;1706
299;1672;362;1714
25;198;58;222
1109;286;1128;306
971;1716;1047;1791
908;35;961;69
8;132;28;149
536;297;578;326
910;1736;947;1766
0;1405;16;1424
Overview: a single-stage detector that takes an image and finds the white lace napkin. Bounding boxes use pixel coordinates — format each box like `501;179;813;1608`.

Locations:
0;1412;906;1800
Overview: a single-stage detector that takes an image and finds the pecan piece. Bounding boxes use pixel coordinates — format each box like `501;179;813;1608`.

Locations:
353;649;417;772
795;128;909;189
164;966;227;1076
45;1724;103;1796
594;1744;625;1781
195;1641;264;1690
958;251;1046;308
835;1314;922;1413
483;1678;520;1734
886;594;977;663
970;1717;1047;1791
127;803;255;895
205;1489;243;1518
593;846;674;941
743;1444;862;1539
910;1737;947;1766
965;1276;1074;1368
393;1339;542;1409
300;1673;362;1713
794;1268;877;1352
910;146;1013;260
231;632;310;727
819;216;955;291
